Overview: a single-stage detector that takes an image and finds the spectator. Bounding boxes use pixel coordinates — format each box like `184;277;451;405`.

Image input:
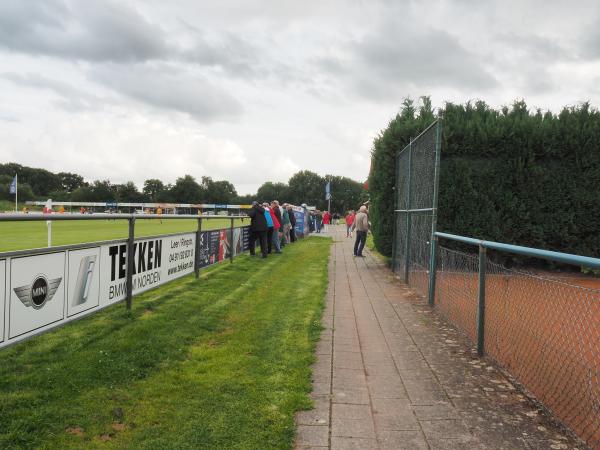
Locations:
271;200;284;250
322;211;331;232
281;203;292;244
345;210;355;238
288;205;297;242
263;203;275;254
315;211;323;233
351;205;369;257
247;201;268;258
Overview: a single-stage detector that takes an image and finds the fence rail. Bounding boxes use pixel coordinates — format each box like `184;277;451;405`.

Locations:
0;214;251;351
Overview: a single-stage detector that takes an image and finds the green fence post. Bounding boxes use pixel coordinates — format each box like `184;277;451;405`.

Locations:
194;217;202;279
428;235;438;306
476;244;486;356
429;119;442;300
126;217;135;310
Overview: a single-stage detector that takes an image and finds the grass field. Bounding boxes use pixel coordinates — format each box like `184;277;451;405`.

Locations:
0;218;247;252
0;236;331;449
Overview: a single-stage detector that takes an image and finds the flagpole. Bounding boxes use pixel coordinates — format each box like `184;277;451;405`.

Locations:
15;174;17;213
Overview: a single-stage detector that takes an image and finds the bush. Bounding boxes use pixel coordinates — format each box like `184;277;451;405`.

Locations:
369;98;600;259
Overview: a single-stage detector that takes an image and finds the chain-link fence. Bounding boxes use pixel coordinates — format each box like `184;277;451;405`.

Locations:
392;119;600;449
392;119;441;299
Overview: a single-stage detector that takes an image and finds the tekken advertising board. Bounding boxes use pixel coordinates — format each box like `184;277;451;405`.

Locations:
0;226;250;349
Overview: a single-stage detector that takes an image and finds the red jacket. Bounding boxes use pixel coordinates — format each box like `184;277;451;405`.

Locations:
323;212;331;224
345;214;355;225
269;208;280;229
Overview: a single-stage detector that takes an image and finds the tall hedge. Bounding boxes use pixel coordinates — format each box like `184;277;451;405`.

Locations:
369;98;600;259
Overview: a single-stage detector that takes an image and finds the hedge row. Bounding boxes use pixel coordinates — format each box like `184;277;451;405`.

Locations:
368;98;600;262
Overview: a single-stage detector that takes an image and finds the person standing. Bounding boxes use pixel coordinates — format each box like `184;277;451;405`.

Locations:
263;203;275;254
288;205;297;242
247;201;268;258
281;203;292;244
345;210;355;238
351;205;369;257
268;202;281;253
315;211;323;233
271;200;284;250
322;210;331;232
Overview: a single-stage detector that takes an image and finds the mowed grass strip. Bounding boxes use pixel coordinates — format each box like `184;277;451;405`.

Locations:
0;218;248;252
0;237;331;449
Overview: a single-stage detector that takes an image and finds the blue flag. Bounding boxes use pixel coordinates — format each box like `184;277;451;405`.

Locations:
325;181;331;200
9;175;16;194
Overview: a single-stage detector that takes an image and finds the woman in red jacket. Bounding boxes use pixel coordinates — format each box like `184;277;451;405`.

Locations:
345;210;355;238
322;211;331;232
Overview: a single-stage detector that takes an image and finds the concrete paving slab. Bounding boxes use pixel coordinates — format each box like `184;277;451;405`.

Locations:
294;226;586;450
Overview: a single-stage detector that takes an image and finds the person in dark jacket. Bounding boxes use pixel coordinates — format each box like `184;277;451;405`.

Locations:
287;205;297;242
247;201;268;258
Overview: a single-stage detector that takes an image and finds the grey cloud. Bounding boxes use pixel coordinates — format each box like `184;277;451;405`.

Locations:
0;0;169;62
352;22;497;94
497;32;570;62
91;64;242;121
0;112;20;123
2;72;108;112
182;31;259;77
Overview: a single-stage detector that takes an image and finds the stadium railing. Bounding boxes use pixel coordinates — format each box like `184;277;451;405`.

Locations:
427;231;600;449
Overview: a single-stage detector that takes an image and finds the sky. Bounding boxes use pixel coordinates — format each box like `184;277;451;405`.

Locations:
1;0;599;195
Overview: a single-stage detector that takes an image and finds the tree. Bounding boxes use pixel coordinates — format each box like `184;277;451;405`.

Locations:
208;180;237;203
256;181;288;203
89;180;116;202
287;170;325;208
143;179;166;201
114;181;145;202
324;175;366;213
200;176;237;203
169;175;203;203
58;172;85;192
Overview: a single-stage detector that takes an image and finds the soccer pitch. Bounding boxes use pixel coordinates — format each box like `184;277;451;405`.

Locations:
0;217;248;252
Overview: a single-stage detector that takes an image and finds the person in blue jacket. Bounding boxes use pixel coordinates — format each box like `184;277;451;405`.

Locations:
263;203;275;253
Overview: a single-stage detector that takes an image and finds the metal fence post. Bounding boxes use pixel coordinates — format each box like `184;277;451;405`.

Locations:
391;152;400;273
126;217;135;310
194;217;202;279
403;140;413;284
429;119;442;298
476;244;486;356
229;217;234;263
428;236;438;306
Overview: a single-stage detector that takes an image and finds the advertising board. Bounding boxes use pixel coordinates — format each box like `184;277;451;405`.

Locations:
292;206;307;238
0;260;5;342
0;226;250;349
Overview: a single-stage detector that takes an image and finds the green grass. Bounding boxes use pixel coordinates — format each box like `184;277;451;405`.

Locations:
0;237;332;449
0;218;248;252
366;233;391;266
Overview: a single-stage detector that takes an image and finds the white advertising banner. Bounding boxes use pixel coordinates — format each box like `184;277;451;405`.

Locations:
0;232;196;349
0;260;5;342
67;247;101;318
100;233;196;306
9;252;66;339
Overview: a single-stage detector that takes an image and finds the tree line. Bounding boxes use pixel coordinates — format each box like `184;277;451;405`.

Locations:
0;163;366;213
368;97;600;261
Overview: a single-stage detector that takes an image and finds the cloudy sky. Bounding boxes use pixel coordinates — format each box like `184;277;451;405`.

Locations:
1;0;599;194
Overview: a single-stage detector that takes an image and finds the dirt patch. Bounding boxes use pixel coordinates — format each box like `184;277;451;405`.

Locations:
65;426;84;437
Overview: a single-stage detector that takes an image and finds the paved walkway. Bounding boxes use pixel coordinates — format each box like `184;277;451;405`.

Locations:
295;226;584;450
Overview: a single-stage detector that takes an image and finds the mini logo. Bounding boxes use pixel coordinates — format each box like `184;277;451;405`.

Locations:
14;276;62;309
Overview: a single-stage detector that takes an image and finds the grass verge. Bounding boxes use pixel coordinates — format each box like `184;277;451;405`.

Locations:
0;237;332;449
0;218;247;252
366;233;391;266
